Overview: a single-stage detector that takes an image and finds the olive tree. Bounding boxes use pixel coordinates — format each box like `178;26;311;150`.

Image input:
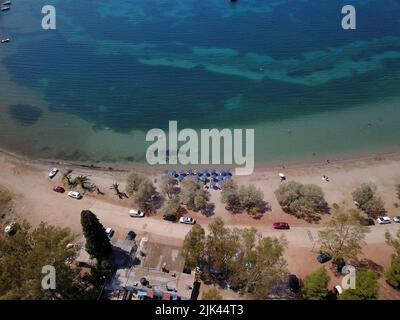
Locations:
180;178;210;211
126;173;157;211
221;180;266;215
352;183;386;217
163;195;182;216
160;174;178;200
275;181;329;221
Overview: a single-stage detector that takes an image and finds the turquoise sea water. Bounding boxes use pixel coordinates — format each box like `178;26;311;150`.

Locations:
0;0;400;165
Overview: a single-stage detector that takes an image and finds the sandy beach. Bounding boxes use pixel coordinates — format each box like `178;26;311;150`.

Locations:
1;148;400;299
0;146;400;299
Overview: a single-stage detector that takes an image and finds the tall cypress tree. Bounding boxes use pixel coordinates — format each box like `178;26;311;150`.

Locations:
81;210;112;262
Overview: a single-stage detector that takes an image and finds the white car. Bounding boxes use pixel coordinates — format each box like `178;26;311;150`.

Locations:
4;223;15;235
179;217;196;225
129;209;145;217
377;216;391;224
68;191;82;199
49;168;59;179
334;285;343;295
105;227;114;238
393;216;400;223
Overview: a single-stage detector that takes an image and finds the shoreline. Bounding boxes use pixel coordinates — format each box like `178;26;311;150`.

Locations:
2;144;400;177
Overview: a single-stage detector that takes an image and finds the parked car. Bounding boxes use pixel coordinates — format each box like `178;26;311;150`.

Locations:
334;258;346;273
163;213;178;222
129;209;145;218
273;222;290;230
393;216;400;223
53;186;65;193
105;227;114;238
68;191;82;199
179;217;196;225
333;285;343;295
49;168;58;179
317;252;332;264
4;223;16;236
288;274;300;293
377;216;391;224
360;217;375;226
126;230;136;241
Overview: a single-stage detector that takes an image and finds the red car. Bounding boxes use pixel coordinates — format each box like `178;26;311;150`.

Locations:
273;222;290;230
53;186;65;193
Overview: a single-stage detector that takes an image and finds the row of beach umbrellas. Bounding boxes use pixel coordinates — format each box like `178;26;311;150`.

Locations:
162;168;233;189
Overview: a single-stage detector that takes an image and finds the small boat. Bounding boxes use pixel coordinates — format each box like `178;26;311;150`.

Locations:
1;38;10;43
1;5;10;11
3;1;11;5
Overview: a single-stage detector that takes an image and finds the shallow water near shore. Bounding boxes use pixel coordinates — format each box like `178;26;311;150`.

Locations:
0;0;400;165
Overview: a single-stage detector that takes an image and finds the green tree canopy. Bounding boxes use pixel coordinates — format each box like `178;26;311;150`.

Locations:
180;178;210;211
133;179;157;211
221;180;242;213
205;217;239;274
160;174;178;200
221;180;266;215
275;181;329;221
339;271;379;300
0;221;91;299
163;195;182;216
74;175;90;189
81;210;112;262
182;224;206;270
126;172;147;195
318;209;369;261
202;287;223;300
385;230;400;257
385;256;400;290
352;183;386;217
245;236;287;298
202;219;288;299
303;267;330;300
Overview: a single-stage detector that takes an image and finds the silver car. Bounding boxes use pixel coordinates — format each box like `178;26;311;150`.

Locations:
68;191;82;199
377;216;391;224
129;209;145;217
179;217;196;225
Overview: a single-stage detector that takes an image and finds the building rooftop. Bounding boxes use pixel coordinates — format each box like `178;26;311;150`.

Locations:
104;235;195;300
